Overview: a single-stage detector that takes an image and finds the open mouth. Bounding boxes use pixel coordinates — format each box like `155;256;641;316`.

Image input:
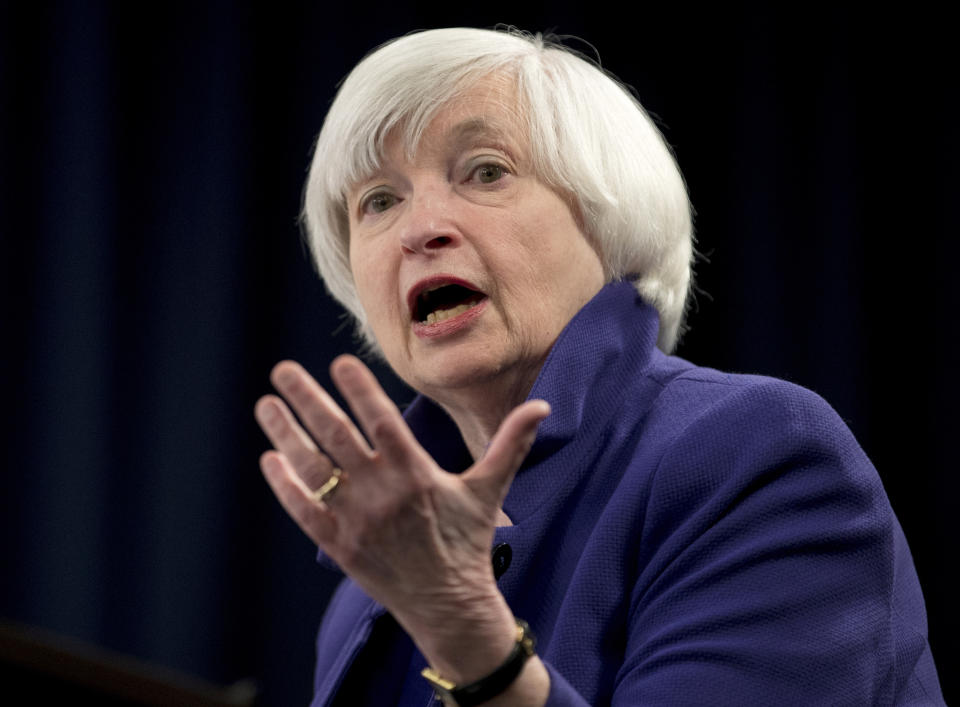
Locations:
414;283;486;325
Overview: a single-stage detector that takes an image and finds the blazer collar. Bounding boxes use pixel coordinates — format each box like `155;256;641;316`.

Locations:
405;280;660;493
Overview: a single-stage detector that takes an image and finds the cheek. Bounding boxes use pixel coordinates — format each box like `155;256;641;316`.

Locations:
350;251;407;355
356;272;392;325
349;253;386;323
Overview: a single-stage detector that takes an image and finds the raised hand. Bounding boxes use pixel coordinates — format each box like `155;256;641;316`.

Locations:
254;355;549;685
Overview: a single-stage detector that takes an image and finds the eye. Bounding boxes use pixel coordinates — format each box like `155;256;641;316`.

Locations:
472;163;506;184
361;191;397;215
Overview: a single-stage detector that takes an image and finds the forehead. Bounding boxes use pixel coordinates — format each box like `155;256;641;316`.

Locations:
358;75;529;180
427;75;523;136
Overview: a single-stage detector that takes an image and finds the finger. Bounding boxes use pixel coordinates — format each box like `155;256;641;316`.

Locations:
255;394;334;490
463;400;550;506
260;450;338;546
271;360;374;470
329;355;431;472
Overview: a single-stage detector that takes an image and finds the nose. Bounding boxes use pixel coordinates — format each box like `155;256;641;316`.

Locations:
398;187;460;256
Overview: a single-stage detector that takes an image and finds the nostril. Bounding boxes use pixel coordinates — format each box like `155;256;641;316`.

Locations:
426;236;452;248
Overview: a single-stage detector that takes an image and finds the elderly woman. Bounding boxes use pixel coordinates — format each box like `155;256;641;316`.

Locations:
254;27;942;706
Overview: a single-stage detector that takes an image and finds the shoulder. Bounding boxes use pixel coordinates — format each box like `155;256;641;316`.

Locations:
622;354;892;570
640;353;872;480
584;351;891;534
606;357;936;703
620;358;899;626
647;352;847;433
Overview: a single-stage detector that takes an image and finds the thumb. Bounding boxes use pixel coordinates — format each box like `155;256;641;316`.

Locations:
463;399;551;507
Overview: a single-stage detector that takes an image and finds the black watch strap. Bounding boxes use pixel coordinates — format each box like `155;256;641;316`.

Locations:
421;619;536;707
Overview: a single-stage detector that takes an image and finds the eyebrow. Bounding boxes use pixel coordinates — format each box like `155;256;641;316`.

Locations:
350;116;519;198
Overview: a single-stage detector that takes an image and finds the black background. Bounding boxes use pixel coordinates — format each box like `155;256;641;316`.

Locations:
1;3;955;704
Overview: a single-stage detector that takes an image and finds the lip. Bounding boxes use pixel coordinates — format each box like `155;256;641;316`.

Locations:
412;298;488;338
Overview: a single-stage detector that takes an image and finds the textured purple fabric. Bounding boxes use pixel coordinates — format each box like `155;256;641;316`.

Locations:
310;281;943;706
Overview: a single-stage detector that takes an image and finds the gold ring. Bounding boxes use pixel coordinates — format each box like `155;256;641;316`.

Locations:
312;468;343;505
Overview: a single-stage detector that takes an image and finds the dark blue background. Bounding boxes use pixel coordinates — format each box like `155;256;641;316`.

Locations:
1;3;955;704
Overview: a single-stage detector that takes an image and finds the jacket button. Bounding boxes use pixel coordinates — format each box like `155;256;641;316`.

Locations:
491;543;512;580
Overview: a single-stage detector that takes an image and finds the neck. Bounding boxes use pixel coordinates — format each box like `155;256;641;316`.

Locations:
431;360;543;461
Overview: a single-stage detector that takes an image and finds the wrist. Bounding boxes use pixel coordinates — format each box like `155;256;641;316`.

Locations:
421;618;540;707
407;600;518;685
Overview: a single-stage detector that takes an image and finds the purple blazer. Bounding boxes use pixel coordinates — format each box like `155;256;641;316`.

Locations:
310;282;944;706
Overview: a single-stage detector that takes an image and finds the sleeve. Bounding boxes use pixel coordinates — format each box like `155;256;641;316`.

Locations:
602;377;942;706
544;662;592;706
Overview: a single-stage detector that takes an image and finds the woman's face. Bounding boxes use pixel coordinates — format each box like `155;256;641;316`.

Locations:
346;76;606;404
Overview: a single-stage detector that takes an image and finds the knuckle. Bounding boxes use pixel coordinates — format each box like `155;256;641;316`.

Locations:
346;522;376;560
405;472;434;497
282;375;310;402
299;457;327;485
325;418;354;449
379;474;432;512
368;414;397;444
274;419;298;444
337;538;362;567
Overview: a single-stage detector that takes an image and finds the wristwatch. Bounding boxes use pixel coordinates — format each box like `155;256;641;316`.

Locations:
420;619;536;706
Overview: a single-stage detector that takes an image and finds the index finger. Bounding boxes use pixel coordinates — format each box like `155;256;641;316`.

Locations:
329;355;430;471
271;360;374;470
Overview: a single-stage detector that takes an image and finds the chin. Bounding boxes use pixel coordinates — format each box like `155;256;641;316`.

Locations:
409;361;499;397
401;345;517;398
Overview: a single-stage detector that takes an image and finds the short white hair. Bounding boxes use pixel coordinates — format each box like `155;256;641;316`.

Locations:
303;27;693;353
